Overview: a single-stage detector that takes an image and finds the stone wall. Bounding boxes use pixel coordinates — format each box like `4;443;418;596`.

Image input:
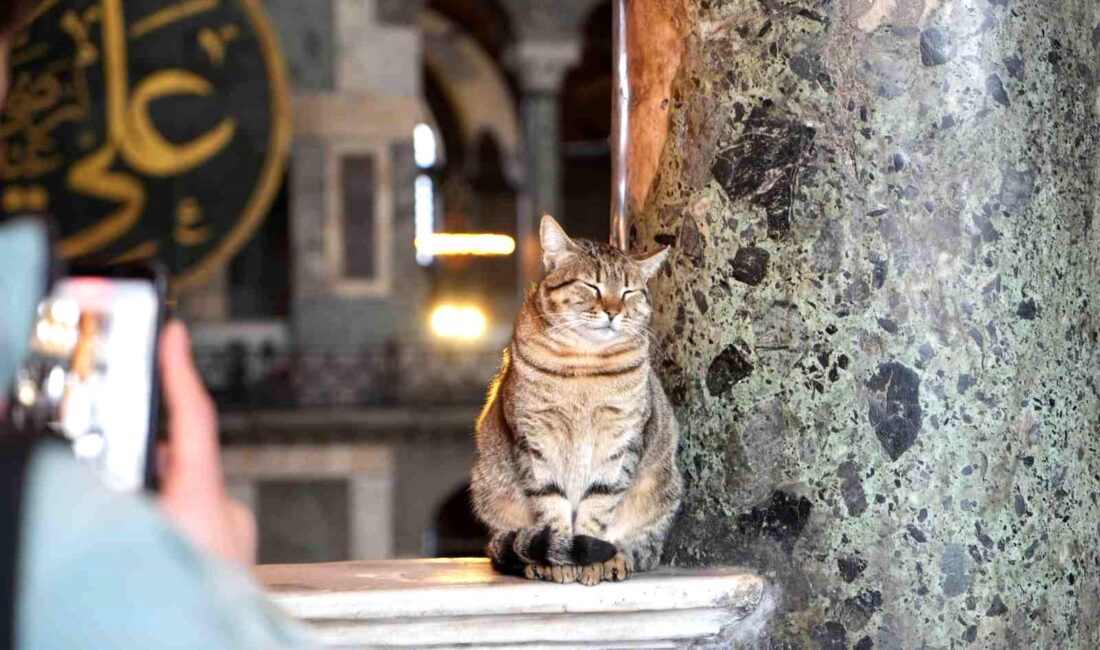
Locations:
291;137;429;346
632;0;1100;646
282;0;430;347
221;409;479;561
263;0;334;92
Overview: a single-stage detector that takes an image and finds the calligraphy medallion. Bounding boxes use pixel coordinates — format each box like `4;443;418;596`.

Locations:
0;0;291;291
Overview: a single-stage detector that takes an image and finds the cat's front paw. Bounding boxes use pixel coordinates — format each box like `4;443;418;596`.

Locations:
577;553;632;586
523;564;578;583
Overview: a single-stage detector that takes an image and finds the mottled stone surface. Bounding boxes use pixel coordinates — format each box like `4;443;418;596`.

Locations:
632;0;1100;646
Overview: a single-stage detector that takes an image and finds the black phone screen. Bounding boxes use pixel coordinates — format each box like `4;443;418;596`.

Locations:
9;273;161;491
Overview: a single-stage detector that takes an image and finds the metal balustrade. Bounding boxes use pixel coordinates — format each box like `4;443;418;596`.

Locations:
192;344;502;411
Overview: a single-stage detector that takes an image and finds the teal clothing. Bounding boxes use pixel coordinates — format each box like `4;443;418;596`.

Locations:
17;444;317;650
0;218;310;648
0;218;49;398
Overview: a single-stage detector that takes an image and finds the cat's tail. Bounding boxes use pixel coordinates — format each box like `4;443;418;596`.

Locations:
487;527;617;573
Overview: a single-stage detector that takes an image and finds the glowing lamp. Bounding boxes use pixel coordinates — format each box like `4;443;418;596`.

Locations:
415;233;516;257
430;304;488;341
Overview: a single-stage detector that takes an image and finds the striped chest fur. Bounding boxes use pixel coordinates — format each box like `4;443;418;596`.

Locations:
506;339;652;506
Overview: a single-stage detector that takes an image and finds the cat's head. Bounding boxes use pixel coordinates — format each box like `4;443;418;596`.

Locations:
535;215;668;344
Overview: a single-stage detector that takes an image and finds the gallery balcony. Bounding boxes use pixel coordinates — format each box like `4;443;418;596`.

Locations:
192;343;501;413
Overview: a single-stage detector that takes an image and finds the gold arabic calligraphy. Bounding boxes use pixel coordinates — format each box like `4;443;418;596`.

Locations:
0;0;240;259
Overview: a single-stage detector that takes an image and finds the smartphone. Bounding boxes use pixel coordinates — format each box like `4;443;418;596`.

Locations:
8;264;166;492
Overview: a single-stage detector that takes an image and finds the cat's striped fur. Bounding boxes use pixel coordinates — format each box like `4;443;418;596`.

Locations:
471;216;683;585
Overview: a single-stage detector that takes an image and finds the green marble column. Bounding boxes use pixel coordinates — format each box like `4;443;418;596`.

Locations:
631;0;1100;646
510;39;580;293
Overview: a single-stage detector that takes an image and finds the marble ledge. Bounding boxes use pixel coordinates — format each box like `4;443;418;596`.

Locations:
258;558;769;649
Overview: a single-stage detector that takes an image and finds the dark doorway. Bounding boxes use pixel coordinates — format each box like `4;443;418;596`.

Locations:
428;483;489;557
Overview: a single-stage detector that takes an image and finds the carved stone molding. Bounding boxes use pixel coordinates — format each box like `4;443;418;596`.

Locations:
509;39;582;93
260;560;770;647
499;0;603;40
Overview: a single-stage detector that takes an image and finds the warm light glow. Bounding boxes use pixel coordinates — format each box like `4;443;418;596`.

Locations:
50;299;80;327
429;304;488;341
16;381;37;407
415;233;516;257
35;320;51;345
34;315;78;355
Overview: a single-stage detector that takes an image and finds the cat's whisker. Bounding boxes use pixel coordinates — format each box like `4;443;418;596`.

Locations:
623;321;668;362
545;318;591;336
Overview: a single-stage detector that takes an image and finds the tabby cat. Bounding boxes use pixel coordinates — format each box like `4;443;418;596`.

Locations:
471;215;683;586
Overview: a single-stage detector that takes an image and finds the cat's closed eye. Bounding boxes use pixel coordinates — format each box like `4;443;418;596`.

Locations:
580;281;602;297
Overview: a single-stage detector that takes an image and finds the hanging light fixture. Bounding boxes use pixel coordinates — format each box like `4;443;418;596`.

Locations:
415;233;516;257
428;303;488;341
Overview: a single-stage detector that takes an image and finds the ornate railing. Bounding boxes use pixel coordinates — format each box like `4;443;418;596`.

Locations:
192;344;502;410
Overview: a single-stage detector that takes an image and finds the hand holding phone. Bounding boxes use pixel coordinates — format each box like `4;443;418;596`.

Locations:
157;322;256;565
9;264;165;491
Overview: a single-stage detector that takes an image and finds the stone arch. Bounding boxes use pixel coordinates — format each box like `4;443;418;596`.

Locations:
419;10;523;186
426;0;513;62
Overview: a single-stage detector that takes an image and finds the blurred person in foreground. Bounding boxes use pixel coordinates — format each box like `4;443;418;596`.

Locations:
0;3;314;648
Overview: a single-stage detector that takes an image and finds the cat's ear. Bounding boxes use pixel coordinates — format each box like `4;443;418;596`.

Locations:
540;215;574;271
634;247;669;281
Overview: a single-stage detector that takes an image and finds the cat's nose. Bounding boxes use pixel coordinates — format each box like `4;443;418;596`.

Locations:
603;307;621;320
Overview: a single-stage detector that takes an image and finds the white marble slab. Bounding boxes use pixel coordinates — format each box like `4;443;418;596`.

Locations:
258;558;767;648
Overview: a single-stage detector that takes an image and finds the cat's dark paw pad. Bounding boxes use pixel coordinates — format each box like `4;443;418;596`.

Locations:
572;535;617;565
